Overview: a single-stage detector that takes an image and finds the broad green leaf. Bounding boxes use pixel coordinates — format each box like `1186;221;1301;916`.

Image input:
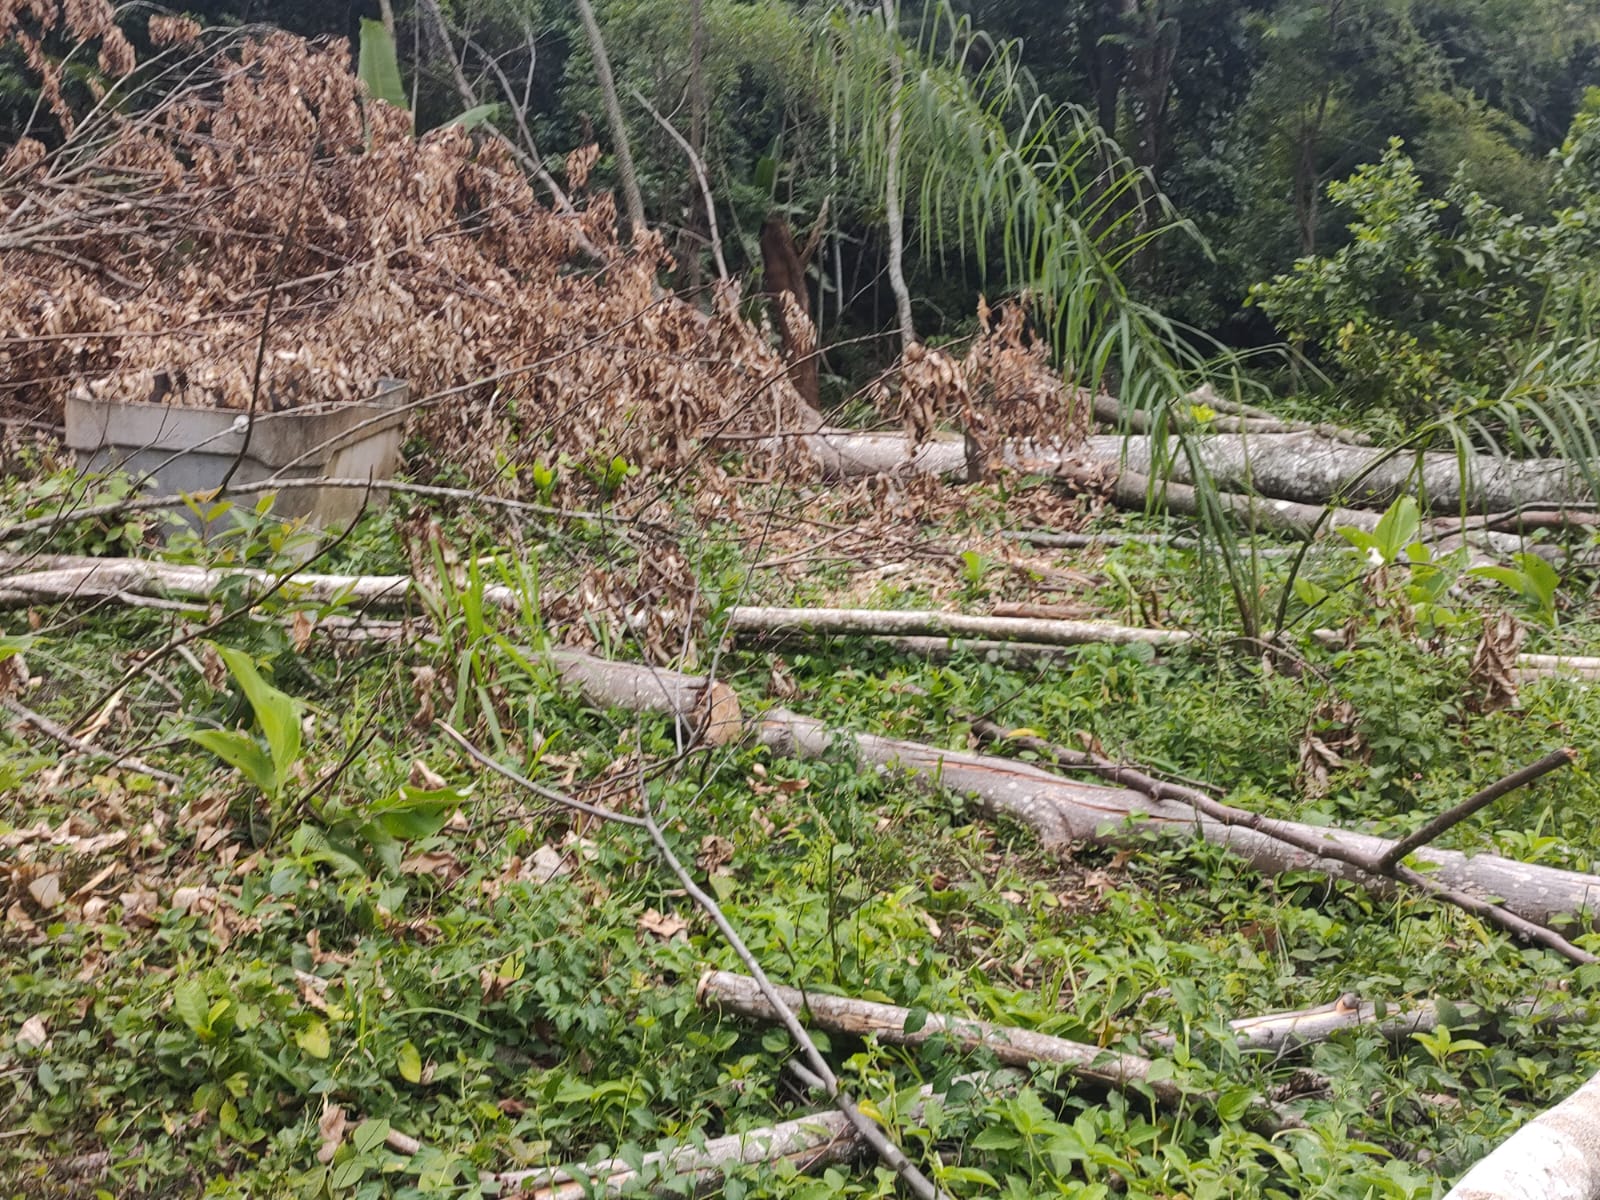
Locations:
296;1019;330;1059
352;1118;389;1155
173;979;211;1036
329;1158;366;1189
374;805;453;841
1469;565;1526;592
369;786;461;840
1373;496;1420;562
357;19;408;110
445;103;501;131
0;635;33;662
215;646;302;788
397;1040;422;1083
1292;577;1329;607
188;729;277;796
1213;1087;1254;1122
1515;551;1561;613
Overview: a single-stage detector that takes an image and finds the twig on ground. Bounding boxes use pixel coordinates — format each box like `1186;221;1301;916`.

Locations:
1375;748;1575;872
0;693;181;786
630;87;728;281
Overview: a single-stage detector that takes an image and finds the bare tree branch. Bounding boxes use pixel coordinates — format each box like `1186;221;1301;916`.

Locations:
630;87;728;280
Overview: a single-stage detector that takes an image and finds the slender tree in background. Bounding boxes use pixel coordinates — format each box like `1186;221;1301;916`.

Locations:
878;0;916;350
575;0;648;242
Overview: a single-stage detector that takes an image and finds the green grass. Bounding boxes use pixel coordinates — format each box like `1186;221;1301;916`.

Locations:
4;470;1600;1199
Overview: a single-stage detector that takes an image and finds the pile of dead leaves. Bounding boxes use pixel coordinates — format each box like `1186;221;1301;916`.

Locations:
0;14;812;499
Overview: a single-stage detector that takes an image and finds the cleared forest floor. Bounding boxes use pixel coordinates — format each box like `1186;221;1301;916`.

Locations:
3;458;1598;1200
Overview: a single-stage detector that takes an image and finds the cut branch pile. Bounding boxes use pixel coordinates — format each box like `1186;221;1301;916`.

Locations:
0;19;814;494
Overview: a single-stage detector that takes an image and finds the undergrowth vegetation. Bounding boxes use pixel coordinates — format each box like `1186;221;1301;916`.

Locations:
4;459;1600;1199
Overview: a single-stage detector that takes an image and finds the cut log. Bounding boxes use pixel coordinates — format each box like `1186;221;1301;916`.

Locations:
1101;432;1587;514
1443;1066;1600;1200
697;970;1299;1133
1142;994;1581;1057
1092;394;1372;444
496;1105;861;1198
727;606;1189;648
755;708;1600;930
760;428;1590;516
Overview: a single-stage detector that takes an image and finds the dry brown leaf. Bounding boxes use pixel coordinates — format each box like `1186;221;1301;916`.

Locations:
408;759;447;791
316;1103;349;1165
766;658;797;700
695;835;734;874
697;682;743;747
410;667;437;730
171;885;217;915
637;908;688;941
290;610;316;653
400;851;460;879
1467;611;1524;713
1297;698;1366;799
17;1015;49;1051
27;873;62;912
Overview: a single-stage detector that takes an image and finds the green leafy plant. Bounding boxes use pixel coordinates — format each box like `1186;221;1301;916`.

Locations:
1469;552;1562;624
189;644;305;808
357;18;499;131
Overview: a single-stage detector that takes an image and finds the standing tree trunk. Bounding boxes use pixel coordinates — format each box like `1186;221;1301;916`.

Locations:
574;0;648;243
685;0;710;290
761;217;820;412
878;0;915;351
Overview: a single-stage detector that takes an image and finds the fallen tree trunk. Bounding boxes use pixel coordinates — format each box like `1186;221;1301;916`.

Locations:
698;970;1299;1133
1142;993;1582;1057
6;556;1594;929
1443;1067;1600;1200
754;708;1600;931
768;429;1589;516
726;606;1189;649
495;1073;1014;1198
1091;395;1373;444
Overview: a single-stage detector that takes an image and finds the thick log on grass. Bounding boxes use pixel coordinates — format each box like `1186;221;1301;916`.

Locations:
697;970;1300;1133
700;969;1181;1101
1142;995;1577;1056
771;429;1589;514
1104;432;1586;514
494;1107;860;1198
1443;1067;1600;1200
756;709;1600;930
495;1072;1012;1198
726;606;1189;649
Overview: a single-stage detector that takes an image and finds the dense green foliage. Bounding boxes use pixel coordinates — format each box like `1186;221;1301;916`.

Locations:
1251;89;1600;416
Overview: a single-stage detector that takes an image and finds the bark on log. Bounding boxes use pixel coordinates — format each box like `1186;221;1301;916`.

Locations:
701;970;1177;1099
697;971;1299;1133
1091;395;1372;443
1142;994;1580;1057
1443;1067;1600;1200
768;429;1590;516
1103;432;1586;514
497;1107;859;1198
496;1071;1014;1198
755;708;1600;930
727;606;1189;649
